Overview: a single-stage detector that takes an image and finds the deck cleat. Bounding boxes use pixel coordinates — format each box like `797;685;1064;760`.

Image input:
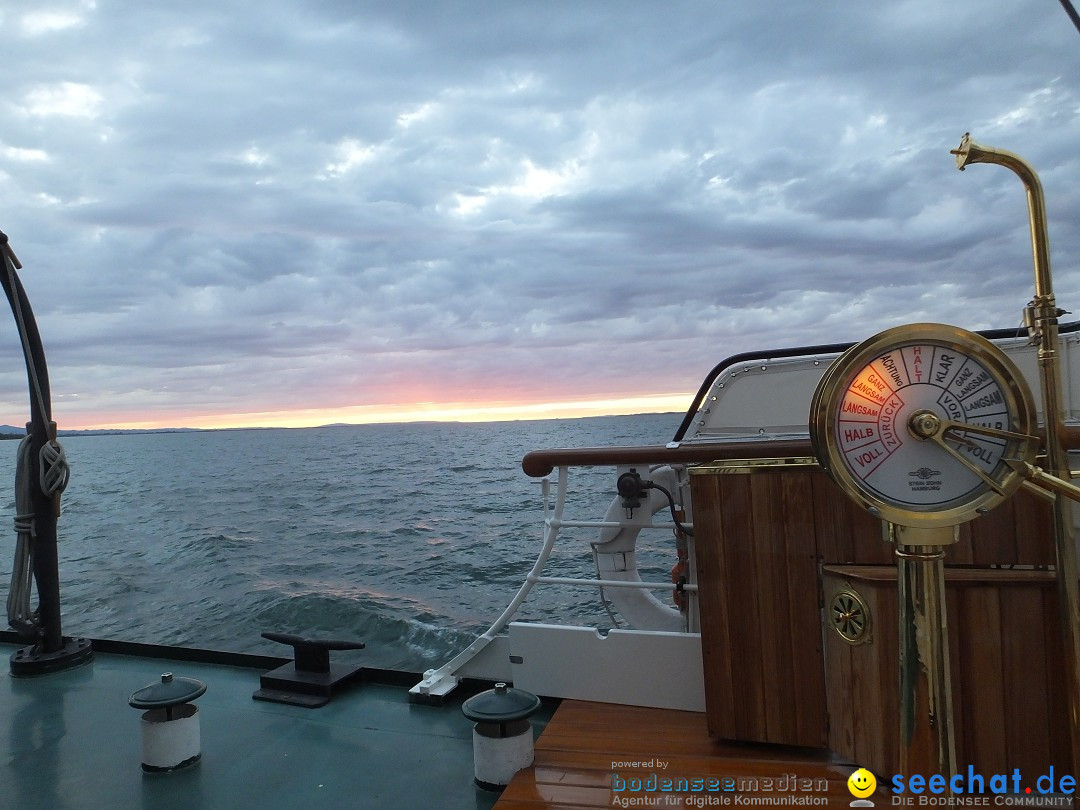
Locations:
252;631;365;708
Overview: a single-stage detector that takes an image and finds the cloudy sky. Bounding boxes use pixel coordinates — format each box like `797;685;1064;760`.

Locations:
0;1;1078;430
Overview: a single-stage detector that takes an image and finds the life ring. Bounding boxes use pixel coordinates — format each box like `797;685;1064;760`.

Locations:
593;465;686;632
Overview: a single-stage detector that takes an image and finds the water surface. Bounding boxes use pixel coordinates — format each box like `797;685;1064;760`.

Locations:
0;413;682;671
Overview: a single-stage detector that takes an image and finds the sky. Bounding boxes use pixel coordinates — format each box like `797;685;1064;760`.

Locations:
1;1;1079;430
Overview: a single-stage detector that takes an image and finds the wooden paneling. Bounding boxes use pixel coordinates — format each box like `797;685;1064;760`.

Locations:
809;470;888;564
690;459;1057;752
956;584;1006;769
822;566;1070;777
692;465;829;747
822;567;901;772
955;489;1056;565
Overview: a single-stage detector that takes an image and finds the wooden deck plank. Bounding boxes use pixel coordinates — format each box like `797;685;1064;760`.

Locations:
531;749;855;776
497;699;884;809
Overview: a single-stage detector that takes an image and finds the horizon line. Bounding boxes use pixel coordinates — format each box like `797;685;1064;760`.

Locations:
3;392;696;433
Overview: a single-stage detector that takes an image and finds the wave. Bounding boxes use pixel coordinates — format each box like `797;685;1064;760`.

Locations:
10;413;683;666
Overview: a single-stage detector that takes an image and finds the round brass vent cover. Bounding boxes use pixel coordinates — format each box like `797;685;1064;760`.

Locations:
829;589;871;645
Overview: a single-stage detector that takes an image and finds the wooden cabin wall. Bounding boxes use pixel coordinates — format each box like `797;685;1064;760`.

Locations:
689;461;1062;769
822;567;1069;778
691;465;835;747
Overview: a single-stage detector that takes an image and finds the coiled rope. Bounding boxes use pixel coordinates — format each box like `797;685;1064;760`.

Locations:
2;234;71;637
39;439;69;497
5;424;70;639
8;437;38;635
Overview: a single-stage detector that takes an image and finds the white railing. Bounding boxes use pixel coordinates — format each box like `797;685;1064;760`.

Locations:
410;464;693;699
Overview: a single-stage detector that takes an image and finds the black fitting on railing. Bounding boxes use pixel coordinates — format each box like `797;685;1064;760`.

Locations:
616;469;695;537
617;470;648;514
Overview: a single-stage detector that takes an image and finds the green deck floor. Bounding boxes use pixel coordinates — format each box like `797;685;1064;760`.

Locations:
1;642;546;810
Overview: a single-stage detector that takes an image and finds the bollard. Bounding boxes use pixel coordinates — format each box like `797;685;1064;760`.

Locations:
128;672;207;772
461;682;542;791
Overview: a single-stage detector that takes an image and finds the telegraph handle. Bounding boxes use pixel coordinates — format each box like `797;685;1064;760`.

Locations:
1006;457;1080;504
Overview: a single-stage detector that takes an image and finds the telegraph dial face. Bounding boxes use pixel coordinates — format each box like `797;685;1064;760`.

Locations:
810;323;1038;527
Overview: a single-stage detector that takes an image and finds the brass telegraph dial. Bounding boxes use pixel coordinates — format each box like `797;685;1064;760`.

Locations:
810;323;1039;527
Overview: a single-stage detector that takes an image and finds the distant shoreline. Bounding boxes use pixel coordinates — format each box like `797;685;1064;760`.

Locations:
0;411;684;440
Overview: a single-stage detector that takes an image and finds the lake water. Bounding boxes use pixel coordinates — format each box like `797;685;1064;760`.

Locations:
0;413;682;671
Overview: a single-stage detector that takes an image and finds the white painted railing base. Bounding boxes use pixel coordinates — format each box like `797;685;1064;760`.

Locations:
508;622;705;712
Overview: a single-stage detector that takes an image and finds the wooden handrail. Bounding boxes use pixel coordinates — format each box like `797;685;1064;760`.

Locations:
521;438;814;478
520;425;1080;478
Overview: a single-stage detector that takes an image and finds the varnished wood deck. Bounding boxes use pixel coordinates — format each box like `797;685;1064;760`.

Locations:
497;700;884;808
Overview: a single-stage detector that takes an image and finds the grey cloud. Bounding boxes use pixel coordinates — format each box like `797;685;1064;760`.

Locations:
0;0;1077;426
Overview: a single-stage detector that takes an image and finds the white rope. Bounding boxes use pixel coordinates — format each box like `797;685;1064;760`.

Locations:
39;440;69;496
7;436;38;635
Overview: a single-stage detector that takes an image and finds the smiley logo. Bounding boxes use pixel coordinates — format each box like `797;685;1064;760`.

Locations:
847;767;877;799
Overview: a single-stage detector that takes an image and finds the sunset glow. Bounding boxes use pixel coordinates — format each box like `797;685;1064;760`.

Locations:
55;393;694;432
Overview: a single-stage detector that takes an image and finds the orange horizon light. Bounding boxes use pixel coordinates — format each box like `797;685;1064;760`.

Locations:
27;392;693;432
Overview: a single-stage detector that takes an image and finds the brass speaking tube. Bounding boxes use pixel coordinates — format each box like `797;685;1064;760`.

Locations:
953;133;1080;772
